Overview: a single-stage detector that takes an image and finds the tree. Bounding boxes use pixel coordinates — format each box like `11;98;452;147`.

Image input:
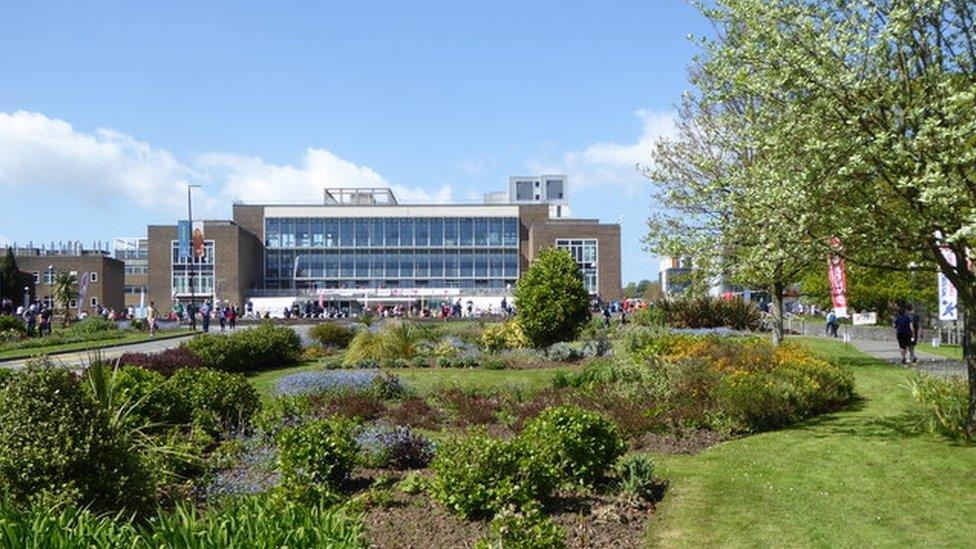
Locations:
800;265;937;322
690;0;976;433
644;56;824;345
0;248;31;306
514;248;591;348
52;271;79;326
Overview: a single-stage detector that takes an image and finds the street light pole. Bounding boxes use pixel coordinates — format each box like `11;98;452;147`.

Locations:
187;184;201;330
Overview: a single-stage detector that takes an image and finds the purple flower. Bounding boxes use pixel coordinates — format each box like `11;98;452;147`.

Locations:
356;425;434;470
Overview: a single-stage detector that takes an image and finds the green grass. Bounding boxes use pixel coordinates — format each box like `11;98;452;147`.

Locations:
916;342;963;360
649;337;976;547
0;330;194;361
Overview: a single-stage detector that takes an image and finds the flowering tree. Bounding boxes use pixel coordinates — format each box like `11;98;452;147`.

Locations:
689;0;976;433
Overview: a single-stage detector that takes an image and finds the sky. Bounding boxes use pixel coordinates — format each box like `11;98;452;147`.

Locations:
0;1;713;284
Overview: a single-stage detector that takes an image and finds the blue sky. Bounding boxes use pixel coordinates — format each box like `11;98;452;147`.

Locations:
0;1;712;283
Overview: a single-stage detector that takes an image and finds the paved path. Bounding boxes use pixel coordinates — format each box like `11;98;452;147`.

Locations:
846;338;965;379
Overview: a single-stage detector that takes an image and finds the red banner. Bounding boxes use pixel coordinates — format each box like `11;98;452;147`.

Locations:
827;237;848;317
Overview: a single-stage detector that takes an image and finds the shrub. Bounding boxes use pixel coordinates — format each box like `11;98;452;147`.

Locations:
310;322;356;348
429;432;557;519
357;426;434;469
66;316;119;337
388;397;443;430
481;321;529;352
908;373;971;440
656;296;761;331
520;405;626;487
614;453;657;501
0;365;154;514
514;248;591;349
183;323;301;373
0;315;26;335
631;306;666;327
580;337;612;358
546;342;582;362
318;392;389;422
343;321;426;366
477;504;567;549
483;357;507;370
277;417;359;491
111;366;193;428
167;368;261;433
119;347;203;377
130;318;149;331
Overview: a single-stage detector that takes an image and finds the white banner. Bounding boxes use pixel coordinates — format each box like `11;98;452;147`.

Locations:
938;248;958;321
852;312;877;326
315;288;462;298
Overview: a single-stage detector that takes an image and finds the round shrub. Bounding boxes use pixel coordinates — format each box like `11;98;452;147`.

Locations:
167;368;261;434
520;406;626;487
614;453;657;501
480;321;528;352
66;316;119;337
309;322;356;349
430;432;557;519
478;504;567;549
513;248;591;349
546;342;582;363
0;366;154;514
111;366;193;428
277;417;359;490
183;323;301;373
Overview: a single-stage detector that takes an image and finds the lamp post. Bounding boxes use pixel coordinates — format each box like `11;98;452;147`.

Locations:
187;184;202;330
23;286;29;309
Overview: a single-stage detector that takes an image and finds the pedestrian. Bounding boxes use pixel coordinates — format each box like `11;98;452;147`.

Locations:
188;302;197;331
825;310;838;338
39;307;51;336
603;305;611;329
23;305;36;338
200;301;212;333
218;305;227;332
894;305;920;364
147;301;157;337
228;304;237;330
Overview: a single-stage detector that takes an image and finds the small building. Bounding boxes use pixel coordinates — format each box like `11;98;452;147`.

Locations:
13;243;124;314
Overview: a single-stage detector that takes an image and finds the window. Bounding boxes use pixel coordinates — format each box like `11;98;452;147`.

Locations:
556;239;599;295
68;299;77;308
90;272;98;283
516;180;535;200
33;272;39;283
90;297;98;307
546;179;564;200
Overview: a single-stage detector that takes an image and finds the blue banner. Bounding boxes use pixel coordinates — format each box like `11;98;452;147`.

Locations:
177;220;192;260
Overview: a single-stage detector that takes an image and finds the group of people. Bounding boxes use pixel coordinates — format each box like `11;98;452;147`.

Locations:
823;305;922;364
4;302;54;338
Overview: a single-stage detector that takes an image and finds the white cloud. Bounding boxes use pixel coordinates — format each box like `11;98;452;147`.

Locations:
528;109;677;196
0;110;452;219
0;235;10;247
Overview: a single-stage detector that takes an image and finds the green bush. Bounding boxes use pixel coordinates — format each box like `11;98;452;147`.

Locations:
310;322;356;348
546;342;582;362
66;316;119;337
480;321;529;352
111;366;193;428
183;322;301;373
907;373;971;441
476;504;566;549
0;315;26;335
514;248;592;349
631;306;666;327
277;417;359;492
430;432;557;519
614;453;656;501
167;368;261;434
0;365;154;514
520;406;626;487
655;296;761;330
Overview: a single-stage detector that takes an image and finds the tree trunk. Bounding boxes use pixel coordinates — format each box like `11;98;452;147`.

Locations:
964;297;976;438
771;280;785;346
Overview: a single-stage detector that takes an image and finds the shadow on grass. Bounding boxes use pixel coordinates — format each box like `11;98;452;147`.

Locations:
781;394;930;441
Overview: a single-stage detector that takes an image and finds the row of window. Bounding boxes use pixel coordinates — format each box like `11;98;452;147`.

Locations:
124;265;149;275
265;250;520;280
33;269;98;285
37;296;99;308
171;273;216;295
124;285;148;295
171;242;215;265
265;217;520;249
264;279;517;291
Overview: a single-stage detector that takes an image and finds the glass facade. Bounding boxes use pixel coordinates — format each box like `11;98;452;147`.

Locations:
264;216;520;290
171;241;216;297
556;239;599;295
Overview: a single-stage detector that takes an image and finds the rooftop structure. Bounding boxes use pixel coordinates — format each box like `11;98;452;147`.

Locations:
324;188;399;206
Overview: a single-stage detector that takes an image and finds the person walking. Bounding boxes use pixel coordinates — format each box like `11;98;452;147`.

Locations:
23;305;36;338
894;305;920;364
825;310;839;338
147;301;157;337
218;305;227;332
200;301;211;333
228;304;238;330
602;305;612;329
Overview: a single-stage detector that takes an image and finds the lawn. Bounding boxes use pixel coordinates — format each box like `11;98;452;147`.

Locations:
0;329;194;361
648;337;976;547
916;342;963;360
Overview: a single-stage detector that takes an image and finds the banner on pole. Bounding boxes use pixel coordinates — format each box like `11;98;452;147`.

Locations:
938;248;958;321
827;237;848;318
192;221;205;258
177;220;192;260
78;272;90;312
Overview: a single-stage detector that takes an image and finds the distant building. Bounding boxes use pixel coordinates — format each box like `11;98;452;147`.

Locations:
659;256;694;295
13;243;124;313
113;237;149;308
144;179;621;313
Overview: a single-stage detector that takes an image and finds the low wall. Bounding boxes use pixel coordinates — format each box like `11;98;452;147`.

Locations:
785;317;899;342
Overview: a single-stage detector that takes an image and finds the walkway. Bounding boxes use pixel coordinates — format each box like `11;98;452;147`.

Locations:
844;338;965;379
0;334;195;370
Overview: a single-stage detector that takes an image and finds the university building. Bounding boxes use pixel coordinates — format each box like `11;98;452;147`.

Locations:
12;243;125;313
144;177;622;313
